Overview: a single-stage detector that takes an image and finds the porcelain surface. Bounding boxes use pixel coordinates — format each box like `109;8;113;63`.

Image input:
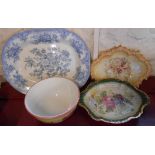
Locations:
24;77;80;123
2;29;90;94
80;79;149;124
91;46;151;87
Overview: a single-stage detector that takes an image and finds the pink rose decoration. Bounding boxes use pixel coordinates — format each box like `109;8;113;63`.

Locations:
102;96;116;110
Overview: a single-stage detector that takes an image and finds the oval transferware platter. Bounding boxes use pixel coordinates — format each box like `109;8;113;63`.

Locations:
80;79;149;124
2;29;90;94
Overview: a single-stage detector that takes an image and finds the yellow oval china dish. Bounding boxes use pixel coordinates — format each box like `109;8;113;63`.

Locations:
91;45;152;87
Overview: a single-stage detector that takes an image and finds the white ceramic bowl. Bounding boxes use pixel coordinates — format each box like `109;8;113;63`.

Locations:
24;77;80;123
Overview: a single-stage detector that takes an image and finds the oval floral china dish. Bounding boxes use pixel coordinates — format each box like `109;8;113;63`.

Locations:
80;79;149;124
91;45;151;87
2;29;90;94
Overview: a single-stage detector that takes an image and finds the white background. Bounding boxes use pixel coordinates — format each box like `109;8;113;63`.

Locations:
0;0;155;28
0;0;155;155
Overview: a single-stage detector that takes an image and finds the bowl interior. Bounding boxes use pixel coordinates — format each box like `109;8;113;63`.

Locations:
25;78;79;117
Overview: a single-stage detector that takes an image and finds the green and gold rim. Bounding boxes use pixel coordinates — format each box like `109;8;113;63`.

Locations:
79;79;150;124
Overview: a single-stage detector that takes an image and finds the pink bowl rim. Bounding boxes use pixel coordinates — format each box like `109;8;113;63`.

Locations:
24;77;80;119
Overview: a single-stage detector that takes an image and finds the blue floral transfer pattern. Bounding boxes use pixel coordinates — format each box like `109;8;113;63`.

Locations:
24;47;72;80
4;43;22;62
2;63;14;77
2;29;90;94
31;33;59;44
13;71;27;89
17;31;29;41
